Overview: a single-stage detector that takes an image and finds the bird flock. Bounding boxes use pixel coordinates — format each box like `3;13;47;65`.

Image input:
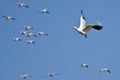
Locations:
2;2;49;44
1;0;111;80
13;25;48;44
20;64;111;79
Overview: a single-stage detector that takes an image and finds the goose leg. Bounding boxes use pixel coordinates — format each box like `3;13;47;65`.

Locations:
85;34;88;38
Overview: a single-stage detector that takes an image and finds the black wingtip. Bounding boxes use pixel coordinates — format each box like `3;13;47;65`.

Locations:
47;11;50;14
2;15;5;17
93;25;103;30
81;10;83;14
12;18;16;20
25;6;29;8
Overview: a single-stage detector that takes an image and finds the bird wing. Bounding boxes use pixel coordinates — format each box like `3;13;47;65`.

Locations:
11;17;16;20
25;5;29;8
83;24;103;33
87;24;103;30
107;70;111;73
82;25;93;33
78;15;86;30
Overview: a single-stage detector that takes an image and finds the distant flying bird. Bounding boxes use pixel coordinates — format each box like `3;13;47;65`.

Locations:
25;32;37;37
2;15;16;20
13;37;21;41
24;26;33;30
81;64;88;68
27;40;35;44
20;31;29;35
37;32;48;36
100;68;111;73
46;72;60;77
20;74;32;79
17;2;29;8
73;10;103;38
40;9;49;14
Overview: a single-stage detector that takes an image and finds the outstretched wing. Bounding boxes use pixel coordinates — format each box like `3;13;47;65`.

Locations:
79;10;86;30
84;24;103;32
78;10;86;30
79;16;86;30
25;5;29;8
82;25;93;33
92;25;103;30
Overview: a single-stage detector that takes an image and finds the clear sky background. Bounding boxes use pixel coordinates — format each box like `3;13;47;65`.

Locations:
0;0;120;80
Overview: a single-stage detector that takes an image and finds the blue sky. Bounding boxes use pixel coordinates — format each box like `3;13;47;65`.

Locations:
0;0;120;80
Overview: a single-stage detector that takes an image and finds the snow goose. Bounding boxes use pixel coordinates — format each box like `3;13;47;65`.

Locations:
2;15;16;20
20;74;32;79
40;9;49;14
17;2;29;8
27;40;35;44
13;37;21;41
73;10;103;38
47;72;60;77
24;25;33;30
81;63;88;68
100;68;111;73
20;31;29;35
25;32;37;37
37;32;48;36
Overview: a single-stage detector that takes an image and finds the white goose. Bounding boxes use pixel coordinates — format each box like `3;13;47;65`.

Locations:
73;10;103;38
27;40;35;44
100;68;111;73
20;31;29;35
40;9;49;14
17;2;29;8
37;32;48;36
24;25;33;30
47;72;60;77
26;32;37;37
2;15;16;20
20;74;32;79
81;63;88;68
13;37;21;41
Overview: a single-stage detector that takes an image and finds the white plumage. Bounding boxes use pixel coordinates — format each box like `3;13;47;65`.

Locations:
100;68;111;73
81;63;88;68
2;15;16;20
13;37;21;41
20;74;32;79
26;32;37;37
20;31;29;35
47;72;60;77
73;10;103;38
40;9;49;14
37;32;48;36
17;2;29;8
24;25;33;30
27;40;35;44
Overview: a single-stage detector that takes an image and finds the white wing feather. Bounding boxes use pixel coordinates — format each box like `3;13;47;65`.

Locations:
78;16;86;31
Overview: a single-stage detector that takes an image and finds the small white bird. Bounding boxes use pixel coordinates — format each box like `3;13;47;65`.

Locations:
47;72;60;77
40;9;49;14
81;64;88;68
17;2;29;8
37;32;48;36
73;10;103;38
13;37;21;41
100;68;111;73
20;31;30;35
27;40;35;44
20;74;32;79
24;26;33;30
2;15;16;20
26;32;37;37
